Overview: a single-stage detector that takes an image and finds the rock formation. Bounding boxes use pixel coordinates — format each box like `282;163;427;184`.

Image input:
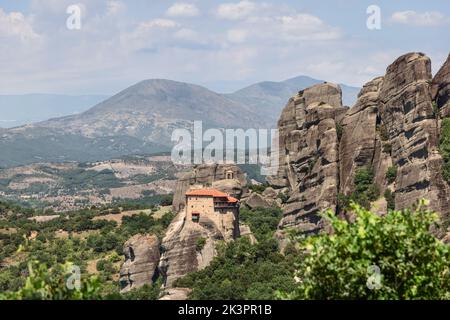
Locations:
269;52;450;236
432;53;450;118
378;53;449;224
172;164;246;212
160;164;245;287
119;234;160;293
269;83;347;234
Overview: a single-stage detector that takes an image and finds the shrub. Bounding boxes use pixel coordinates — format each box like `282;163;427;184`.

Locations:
384;189;395;211
433;101;440;119
277;191;290;204
354;167;375;191
119;282;162;300
386;166;398;184
175;237;298;300
378;124;389;141
247;183;269;194
340;167;381;210
239;207;283;241
0;261;100;300
383;143;392;154
336;123;344;141
279;200;450;300
196;237;207;252
159;194;174;207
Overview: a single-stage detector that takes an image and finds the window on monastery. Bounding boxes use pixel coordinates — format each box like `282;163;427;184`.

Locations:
192;213;200;223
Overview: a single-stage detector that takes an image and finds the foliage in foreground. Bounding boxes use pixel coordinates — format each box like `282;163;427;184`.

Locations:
0;261;101;300
0;198;173;300
280;200;450;300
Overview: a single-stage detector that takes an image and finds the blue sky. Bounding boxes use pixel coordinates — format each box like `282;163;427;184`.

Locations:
0;0;449;95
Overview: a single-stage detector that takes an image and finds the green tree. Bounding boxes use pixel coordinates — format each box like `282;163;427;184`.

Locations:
280;200;450;300
240;207;283;241
0;261;100;300
386;166;398;184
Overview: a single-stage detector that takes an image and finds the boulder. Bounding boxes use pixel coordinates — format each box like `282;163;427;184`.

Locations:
245;192;273;209
262;187;278;199
119;234;160;293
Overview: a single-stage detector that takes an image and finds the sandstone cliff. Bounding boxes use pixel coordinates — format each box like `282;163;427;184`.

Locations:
269;52;450;236
268;83;347;234
119;234;160;293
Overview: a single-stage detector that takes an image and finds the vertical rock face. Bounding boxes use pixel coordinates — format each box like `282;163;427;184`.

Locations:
158;210;213;287
273;83;347;234
269;52;450;235
160;164;244;287
432;54;450;118
339;77;384;194
172;164;246;212
159;207;237;287
378;53;449;220
119;234;160;293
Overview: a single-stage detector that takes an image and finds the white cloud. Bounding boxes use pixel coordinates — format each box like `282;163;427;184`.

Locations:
216;1;257;20
227;29;248;43
173;28;200;42
226;13;341;44
391;11;449;27
277;14;341;41
106;0;126;16
140;19;180;29
0;8;41;41
166;2;200;17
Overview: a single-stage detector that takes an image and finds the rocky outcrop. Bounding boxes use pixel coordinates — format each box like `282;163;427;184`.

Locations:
159;288;191;300
172;164;246;212
432;53;450;118
271;83;347;234
339;77;384;195
159;164;243;287
159;206;235;287
244;192;273;209
378;53;450;224
119;234;160;293
269;52;450;236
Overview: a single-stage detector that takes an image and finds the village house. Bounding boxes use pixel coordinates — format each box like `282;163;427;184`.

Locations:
185;189;240;240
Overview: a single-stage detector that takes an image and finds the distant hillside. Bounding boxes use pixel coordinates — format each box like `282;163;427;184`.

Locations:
0;77;359;168
227;75;359;123
0;94;108;128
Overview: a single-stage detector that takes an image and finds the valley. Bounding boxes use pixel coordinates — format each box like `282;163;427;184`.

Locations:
0;154;180;212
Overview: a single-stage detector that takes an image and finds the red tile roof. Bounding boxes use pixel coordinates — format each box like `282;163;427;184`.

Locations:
225;196;239;203
186;189;239;203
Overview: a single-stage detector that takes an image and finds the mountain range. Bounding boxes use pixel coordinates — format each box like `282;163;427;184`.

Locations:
0;76;359;168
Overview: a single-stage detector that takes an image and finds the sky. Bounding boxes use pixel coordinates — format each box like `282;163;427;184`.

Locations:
0;0;449;95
